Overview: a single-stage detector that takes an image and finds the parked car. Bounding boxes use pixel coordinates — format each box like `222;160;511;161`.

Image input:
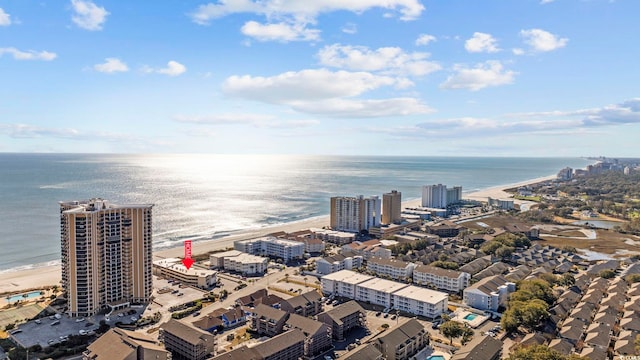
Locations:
375;312;381;317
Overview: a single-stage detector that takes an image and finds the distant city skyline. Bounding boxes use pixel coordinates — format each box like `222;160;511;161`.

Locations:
1;0;639;156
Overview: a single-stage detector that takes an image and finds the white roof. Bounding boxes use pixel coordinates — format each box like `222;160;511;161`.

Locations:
357;278;409;293
392;285;448;304
322;270;373;285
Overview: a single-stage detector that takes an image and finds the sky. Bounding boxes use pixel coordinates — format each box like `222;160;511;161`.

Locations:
1;0;639;156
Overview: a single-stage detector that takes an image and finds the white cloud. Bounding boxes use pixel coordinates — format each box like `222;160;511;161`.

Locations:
342;23;357;34
0;123;141;142
71;0;109;31
174;113;318;128
241;21;320;42
290;98;434;118
223;68;407;103
190;0;424;25
94;58;128;73
512;48;525;56
540;0;555;4
143;61;187;76
0;8;11;26
464;32;500;53
0;47;57;61
508;98;640;128
317;44;441;76
415;34;436;46
520;28;568;52
440;60;516;91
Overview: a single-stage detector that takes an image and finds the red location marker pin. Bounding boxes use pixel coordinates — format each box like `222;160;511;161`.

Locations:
182;240;194;270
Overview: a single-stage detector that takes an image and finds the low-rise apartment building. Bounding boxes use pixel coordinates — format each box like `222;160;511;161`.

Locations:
285;313;333;358
413;264;470;292
463;275;516;312
153;258;217;289
367;257;416;281
280;290;323;317
160;319;216;360
316;253;363;275
210;250;268;276
321;270;374;299
317;301;366;341
310;228;356;245
373;319;428;360
391;286;448;319
234;237;305;262
355;277;408;309
250;303;289;337
83;328;170;360
211;329;305;360
322;270;448;319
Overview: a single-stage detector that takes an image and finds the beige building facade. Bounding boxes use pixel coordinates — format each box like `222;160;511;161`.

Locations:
60;198;153;317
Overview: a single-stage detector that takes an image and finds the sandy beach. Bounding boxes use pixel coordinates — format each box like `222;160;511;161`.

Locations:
0;175;555;295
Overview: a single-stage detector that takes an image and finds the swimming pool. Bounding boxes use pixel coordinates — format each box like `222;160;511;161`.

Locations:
464;313;478;321
6;291;43;303
427;356;446;360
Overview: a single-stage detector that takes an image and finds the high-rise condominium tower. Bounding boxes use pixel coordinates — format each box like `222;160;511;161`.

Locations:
421;184;448;208
382;190;402;225
330;195;381;233
60;198;153;317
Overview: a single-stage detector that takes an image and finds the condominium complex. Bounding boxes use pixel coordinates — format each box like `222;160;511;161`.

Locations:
382;190;402;225
367;257;416;281
374;319;429;360
234;237;305;262
330;195;381;232
413;265;471;292
160;319;216;360
210;250;268;275
421;184;462;208
321;270;448;319
60;199;153;317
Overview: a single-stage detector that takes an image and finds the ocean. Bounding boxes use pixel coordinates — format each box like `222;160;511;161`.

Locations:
0;154;590;272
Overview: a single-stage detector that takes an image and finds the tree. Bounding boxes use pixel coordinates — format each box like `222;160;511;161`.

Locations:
501;299;549;333
559;274;575;287
440;321;463;345
626;274;640;284
495;246;515;259
461;327;474;345
599;269;616;279
507;345;567;360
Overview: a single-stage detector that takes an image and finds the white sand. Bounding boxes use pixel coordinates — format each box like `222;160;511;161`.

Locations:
0;175;555;294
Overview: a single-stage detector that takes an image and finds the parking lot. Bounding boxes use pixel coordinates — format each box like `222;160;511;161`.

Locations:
11;315;98;348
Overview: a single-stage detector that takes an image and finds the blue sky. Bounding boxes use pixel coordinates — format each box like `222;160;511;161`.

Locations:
1;0;639;156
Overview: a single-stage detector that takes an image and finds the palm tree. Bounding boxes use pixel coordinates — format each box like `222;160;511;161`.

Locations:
285;274;290;283
304;277;308;287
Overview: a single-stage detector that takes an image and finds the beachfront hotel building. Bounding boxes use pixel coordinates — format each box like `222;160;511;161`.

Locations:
152;258;217;289
382;190;402;225
60;198;153;317
330;195;381;233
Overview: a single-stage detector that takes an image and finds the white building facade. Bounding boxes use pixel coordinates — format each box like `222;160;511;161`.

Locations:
367;258;416;281
234;237;305;262
412;265;470;292
422;185;448;208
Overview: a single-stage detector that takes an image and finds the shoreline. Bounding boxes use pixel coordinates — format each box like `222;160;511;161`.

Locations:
0;174;556;295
